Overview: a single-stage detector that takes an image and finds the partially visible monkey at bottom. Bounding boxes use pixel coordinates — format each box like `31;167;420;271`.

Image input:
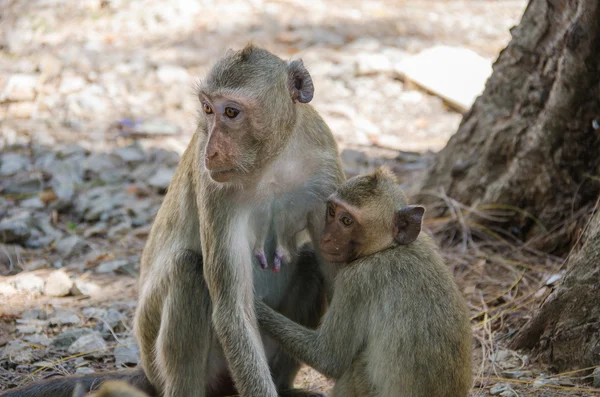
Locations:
255;167;473;397
73;381;149;397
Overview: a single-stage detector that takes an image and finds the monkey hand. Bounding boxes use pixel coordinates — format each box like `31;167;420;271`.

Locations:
254;248;269;270
273;247;291;273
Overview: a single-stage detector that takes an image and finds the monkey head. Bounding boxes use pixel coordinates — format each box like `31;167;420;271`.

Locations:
319;167;425;264
196;45;314;183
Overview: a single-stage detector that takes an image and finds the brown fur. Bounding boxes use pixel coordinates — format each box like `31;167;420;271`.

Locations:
256;168;473;396
1;45;344;397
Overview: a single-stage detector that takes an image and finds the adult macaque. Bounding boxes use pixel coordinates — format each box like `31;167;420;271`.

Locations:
2;45;344;397
256;167;473;397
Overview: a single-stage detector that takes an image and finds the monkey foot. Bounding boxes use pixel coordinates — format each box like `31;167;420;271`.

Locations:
273;252;282;273
273;249;290;273
254;250;268;269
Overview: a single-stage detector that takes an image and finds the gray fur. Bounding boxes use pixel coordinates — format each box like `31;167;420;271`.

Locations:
135;45;345;397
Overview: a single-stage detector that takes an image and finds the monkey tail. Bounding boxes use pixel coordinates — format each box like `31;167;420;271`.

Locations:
0;367;157;397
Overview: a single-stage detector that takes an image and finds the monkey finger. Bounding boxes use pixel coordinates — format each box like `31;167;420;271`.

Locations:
273;253;283;273
255;250;269;269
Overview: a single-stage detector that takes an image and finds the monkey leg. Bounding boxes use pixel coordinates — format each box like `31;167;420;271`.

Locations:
152;250;221;397
330;357;375;397
269;248;328;397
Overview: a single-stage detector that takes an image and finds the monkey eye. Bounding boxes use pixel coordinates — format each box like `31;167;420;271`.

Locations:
341;216;353;227
224;107;240;119
327;204;335;217
202;102;213;114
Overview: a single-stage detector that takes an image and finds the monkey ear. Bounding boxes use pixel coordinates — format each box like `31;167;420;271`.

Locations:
287;59;314;103
393;206;425;245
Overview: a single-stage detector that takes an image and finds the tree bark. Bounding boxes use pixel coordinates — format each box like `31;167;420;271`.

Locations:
418;0;600;252
509;208;600;371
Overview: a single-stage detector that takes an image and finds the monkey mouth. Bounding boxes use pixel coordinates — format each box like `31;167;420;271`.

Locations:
209;168;236;182
320;251;344;261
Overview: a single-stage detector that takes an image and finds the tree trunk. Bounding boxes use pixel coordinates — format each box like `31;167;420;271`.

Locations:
509;208;600;371
418;0;600;252
416;0;600;373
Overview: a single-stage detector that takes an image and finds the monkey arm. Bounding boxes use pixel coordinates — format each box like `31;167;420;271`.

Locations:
255;300;358;379
202;222;279;397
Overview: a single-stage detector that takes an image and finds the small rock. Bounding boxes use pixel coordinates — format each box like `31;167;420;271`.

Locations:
83;222;109;238
44;270;74;297
75;367;95;375
108;222;131;238
114;338;140;366
39;54;62;79
59;75;86;94
49;310;81;326
500;391;519;397
24;259;50;271
490;349;512;362
7;102;36;118
0;212;32;244
557;377;574;386
49;160;83;208
4;340;33;363
96;259;128;274
0;153;29;176
68;333;107;357
55;235;87;257
593;367;600;388
16;324;42;334
21;309;44;320
102;308;122;330
532;378;560;388
20;196;45;209
24;334;51;346
12;273;45;292
2;174;43;194
0;282;17;295
147;167;175;190
502;370;533;379
113;143;146;164
72;277;102;297
156;65;191;84
490;383;509;395
1;74;38;102
82;153;121;173
52;328;94;349
82;307;107;320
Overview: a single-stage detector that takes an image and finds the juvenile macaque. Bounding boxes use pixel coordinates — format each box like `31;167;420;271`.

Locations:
256;167;473;397
1;46;344;397
252;193;323;273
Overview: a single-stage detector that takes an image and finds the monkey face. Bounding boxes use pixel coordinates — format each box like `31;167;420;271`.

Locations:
198;93;257;183
194;46;316;185
319;200;364;264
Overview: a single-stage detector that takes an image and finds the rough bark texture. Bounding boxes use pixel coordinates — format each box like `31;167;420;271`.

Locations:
509;209;600;371
418;0;600;251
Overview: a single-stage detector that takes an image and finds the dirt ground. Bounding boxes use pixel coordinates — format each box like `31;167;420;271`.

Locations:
2;0;599;396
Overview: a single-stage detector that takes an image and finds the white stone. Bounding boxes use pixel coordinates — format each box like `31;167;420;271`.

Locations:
1;74;38;102
59;75;86;94
395;45;493;112
44;270;74;297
